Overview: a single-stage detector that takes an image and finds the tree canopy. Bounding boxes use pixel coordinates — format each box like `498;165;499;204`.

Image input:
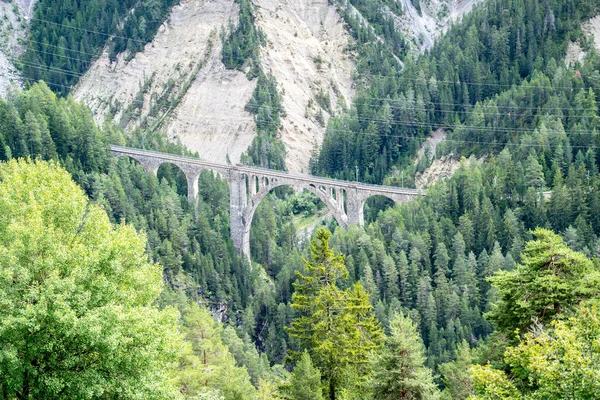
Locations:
370;312;440;400
0;159;182;399
486;228;600;336
287;227;382;400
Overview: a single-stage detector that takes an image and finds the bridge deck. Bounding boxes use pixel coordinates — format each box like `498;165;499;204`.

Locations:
110;145;424;196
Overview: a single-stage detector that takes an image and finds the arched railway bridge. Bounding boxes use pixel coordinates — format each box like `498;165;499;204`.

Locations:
110;146;424;258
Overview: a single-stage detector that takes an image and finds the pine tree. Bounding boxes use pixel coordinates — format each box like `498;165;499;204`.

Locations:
287;228;382;400
382;255;399;301
370;312;441;400
439;341;474;400
525;152;546;189
487;228;600;336
285;351;323;400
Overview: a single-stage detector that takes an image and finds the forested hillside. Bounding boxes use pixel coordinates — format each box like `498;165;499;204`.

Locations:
315;0;600;183
20;0;177;94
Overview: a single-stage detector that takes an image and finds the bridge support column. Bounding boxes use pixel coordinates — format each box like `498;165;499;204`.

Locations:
229;171;250;258
138;158;161;176
187;173;200;201
345;189;364;227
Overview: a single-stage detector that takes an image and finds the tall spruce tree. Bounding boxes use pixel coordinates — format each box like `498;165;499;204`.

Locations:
486;228;600;336
370;312;440;400
287;228;382;400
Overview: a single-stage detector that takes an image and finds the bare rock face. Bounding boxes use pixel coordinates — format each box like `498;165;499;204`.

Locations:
583;15;600;53
14;0;35;18
392;0;480;51
0;0;32;97
254;0;355;173
565;15;600;67
75;0;355;171
75;0;257;165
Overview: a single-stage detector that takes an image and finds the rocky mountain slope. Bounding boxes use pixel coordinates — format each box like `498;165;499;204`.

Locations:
74;0;257;166
74;0;354;172
395;0;479;51
566;15;600;66
73;0;482;172
254;0;354;172
0;0;35;97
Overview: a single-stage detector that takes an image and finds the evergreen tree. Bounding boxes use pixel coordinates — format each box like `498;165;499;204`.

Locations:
287;228;382;400
487;228;600;336
439;341;474;400
370;312;441;400
284;351;323;400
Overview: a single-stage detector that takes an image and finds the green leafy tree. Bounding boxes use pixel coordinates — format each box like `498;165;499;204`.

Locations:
486;228;600;336
471;307;600;400
370;312;440;400
0;159;182;399
469;365;520;400
286;228;382;400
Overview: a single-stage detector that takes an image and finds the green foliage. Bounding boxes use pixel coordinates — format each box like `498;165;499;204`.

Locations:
471;306;600;400
0;82;110;172
470;365;521;400
177;302;257;400
316;0;600;183
282;351;323;400
370;312;441;400
287;228;382;400
220;325;272;388
21;0;177;95
12;0;600;395
0;159;182;399
439;341;475;400
0;82;257;334
486;228;600;337
242;72;286;170
221;0;263;78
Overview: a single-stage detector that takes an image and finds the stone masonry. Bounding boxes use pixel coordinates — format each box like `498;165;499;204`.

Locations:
110;146;424;258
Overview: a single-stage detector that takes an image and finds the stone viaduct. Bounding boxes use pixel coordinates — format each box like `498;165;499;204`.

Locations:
110;146;424;258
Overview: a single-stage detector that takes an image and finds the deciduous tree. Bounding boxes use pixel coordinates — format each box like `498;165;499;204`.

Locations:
0;159;182;399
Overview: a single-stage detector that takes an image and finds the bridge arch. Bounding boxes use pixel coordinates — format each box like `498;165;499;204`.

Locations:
109;146;424;259
156;162;189;197
354;191;416;226
110;151;232;200
239;180;348;258
112;152;160;174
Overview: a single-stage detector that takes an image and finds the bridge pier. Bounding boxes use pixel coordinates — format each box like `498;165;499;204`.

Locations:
229;171;250;257
345;189;365;227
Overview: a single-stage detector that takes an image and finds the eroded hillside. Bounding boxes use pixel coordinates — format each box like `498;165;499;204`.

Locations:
74;0;355;171
390;0;480;51
74;0;258;165
255;0;355;172
72;0;486;172
566;15;600;66
0;0;34;97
